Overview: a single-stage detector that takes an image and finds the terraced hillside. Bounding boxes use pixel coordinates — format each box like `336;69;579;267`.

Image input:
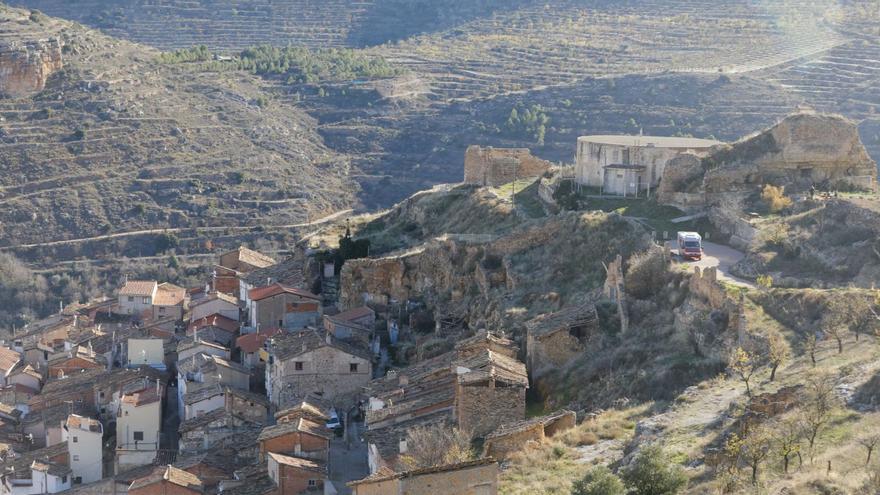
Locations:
0;6;355;246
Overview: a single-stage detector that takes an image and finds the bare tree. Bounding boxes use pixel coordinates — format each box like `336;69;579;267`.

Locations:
399;423;473;470
799;373;840;462
823;295;852;354
859;434;880;466
773;418;802;474
728;346;762;397
802;333;818;367
850;295;880;342
740;424;773;484
766;331;790;382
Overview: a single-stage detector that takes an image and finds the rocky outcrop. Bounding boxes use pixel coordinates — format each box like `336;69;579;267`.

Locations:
0;39;63;97
656;153;706;210
464;146;553;187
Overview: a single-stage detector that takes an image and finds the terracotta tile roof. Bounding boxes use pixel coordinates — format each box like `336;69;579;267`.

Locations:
65;414;102;433
119;280;158;297
0;443;68;480
242;256;305;288
348;458;497;487
235;328;282;354
188;314;239;334
122;386;161;407
248;283;320;302
225;387;269;408
267;452;327;474
219;469;276;495
31;459;72;477
129;465;204;492
225;247;276;270
153;283;186;307
270;328;372;362
178;408;260;434
183;383;224;405
333;306;374;323
0;347;21;374
257;417;331;442
275;400;329;423
177;338;229;355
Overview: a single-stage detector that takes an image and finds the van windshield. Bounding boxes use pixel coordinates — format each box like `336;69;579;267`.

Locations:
684;241;701;248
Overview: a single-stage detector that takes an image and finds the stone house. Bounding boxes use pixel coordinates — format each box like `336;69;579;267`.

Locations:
235;328;281;370
249;284;322;331
323;306;376;348
464;146;553;187
349;459;499;495
151;283;187;322
0;443;69;495
6;363;41;393
525;303;599;376
63;414;103;485
225;387;269;425
183;383;226;420
266;452;328;494
187;315;239;347
0;347;22;387
177;353;251;419
364;332;527;472
482;410;576;460
2;460;72;495
116;385;163;472
265;329;372;408
190;293;239;323
238;256;307;314
47;348;104;379
258;418;331;462
274;399;330;425
215;247;276;296
128;465;204;495
118;281;159;317
575;135;720;196
174;451;239;492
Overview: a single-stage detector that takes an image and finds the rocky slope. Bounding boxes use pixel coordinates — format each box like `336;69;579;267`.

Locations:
0;5;356;246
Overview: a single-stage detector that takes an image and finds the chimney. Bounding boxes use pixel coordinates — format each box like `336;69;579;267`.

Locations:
325;332;332;345
156;378;160;398
399;374;409;386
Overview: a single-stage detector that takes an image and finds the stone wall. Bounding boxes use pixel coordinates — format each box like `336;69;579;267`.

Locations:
526;329;585;375
456;381;525;438
0;39;63;97
483;423;545;460
464;146;553;187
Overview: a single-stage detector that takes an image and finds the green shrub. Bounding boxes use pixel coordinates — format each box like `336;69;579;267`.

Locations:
571;466;625;495
620;445;687;495
625;246;669;300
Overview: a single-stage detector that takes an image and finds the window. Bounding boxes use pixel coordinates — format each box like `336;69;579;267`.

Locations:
72;436;78;443
278;319;283;327
99;391;105;399
61;476;67;484
295;362;304;371
72;455;79;461
159;307;166;314
74;477;82;485
308;480;317;487
142;297;150;304
128;296;134;302
133;431;144;441
350;363;359;373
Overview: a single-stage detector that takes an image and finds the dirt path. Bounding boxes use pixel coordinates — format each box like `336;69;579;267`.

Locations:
1;209;354;251
666;240;756;289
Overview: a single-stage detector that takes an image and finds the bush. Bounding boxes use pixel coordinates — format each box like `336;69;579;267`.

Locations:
620;445;687;495
571;466;625;495
761;184;792;213
625;246;669;299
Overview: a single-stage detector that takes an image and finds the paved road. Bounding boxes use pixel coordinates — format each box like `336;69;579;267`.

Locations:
666;240;755;288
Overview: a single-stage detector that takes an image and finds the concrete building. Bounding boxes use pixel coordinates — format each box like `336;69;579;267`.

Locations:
63;414;103;485
349;459;498;495
575;135;720;196
116;385;163;472
118;281;159;316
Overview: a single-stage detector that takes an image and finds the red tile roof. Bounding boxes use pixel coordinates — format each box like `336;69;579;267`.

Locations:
249;283;319;302
333;306;374;323
153;283;186;307
122;387;161;407
235;328;282;354
119;281;158;297
187;314;239;334
0;347;21;374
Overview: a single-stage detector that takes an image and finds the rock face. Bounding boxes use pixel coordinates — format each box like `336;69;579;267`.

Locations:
0;38;63;97
464;146;553;187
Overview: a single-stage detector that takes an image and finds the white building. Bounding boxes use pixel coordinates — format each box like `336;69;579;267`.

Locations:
575;135;721;196
126;339;165;370
1;460;71;494
118;281;158;316
190;293;240;323
115;385;162;472
63;414;103;485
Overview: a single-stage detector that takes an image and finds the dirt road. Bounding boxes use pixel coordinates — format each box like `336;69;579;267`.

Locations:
667;240;755;289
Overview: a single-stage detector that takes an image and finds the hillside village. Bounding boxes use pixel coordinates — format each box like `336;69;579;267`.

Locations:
0;1;879;495
0;103;875;495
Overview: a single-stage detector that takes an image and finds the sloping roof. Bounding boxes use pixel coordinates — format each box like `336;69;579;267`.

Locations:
456;350;528;386
484;409;576;440
177;338;229;355
183;383;224;405
225;247;276;269
122;387;161;407
271;328;372;362
267;452;327;474
0;347;21;374
65;414;102;433
249;283;320;302
333;306;374;323
191;292;238;309
129;465;204;492
348;458;496;487
178;408;259;434
188;314;239;334
119;280;158;297
0;442;68;480
275;400;329;423
31;459;71;477
242;256;305;288
257;417;331;442
235;328;282;354
153;283;186;307
577;135;722;148
226;387;269;407
525;303;599;338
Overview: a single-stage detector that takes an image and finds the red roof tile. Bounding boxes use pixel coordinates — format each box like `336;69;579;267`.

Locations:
235;328;282;354
0;347;21;374
187;314;239;334
249;283;319;302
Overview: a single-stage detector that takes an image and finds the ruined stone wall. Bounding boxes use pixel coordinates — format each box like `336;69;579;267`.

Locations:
464;146;553;187
527;330;584;375
0;39;63;97
483;423;545;460
456;382;525;438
